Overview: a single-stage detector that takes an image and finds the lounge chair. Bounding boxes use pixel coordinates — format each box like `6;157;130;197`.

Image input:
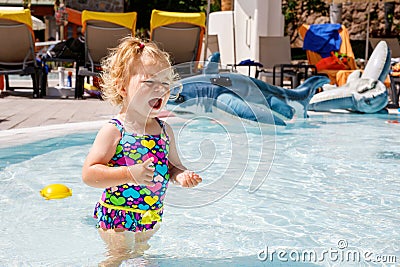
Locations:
76;10;137;98
150;9;206;68
298;24;357;85
370;38;400;58
370;38;400;108
255;36;317;88
0;9;42;98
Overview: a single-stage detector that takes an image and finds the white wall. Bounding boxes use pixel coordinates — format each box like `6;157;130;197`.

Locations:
207;0;284;75
208;11;235;67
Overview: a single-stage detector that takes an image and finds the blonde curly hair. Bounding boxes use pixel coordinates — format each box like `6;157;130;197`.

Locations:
100;36;175;106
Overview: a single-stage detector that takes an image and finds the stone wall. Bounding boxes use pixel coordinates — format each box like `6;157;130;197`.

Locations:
67;0;124;12
289;2;400;48
343;2;399;40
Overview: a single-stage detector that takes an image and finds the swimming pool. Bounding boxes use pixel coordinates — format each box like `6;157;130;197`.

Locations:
0;111;399;266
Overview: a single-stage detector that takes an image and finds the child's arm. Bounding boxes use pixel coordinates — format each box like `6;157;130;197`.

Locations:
82;124;155;188
164;122;202;187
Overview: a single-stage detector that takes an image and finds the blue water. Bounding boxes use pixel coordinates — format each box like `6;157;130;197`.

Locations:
0;112;399;266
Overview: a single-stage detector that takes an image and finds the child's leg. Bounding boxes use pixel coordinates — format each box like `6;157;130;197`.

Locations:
97;224;160;266
134;223;161;253
98;229;135;266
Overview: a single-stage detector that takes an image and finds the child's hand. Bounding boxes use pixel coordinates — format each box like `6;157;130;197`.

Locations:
175;170;202;187
127;157;155;186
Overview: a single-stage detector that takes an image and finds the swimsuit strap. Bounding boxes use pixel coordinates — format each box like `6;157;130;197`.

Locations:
109;118;124;135
109;117;167;138
156;117;168;138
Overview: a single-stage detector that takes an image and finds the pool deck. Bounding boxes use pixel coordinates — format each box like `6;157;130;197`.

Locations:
0;78;119;131
0;94;118;130
1;77;399;133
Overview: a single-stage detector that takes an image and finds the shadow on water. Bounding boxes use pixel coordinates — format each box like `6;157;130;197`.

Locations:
0;132;96;170
81;215;97;227
125;254;322;267
376;151;400;160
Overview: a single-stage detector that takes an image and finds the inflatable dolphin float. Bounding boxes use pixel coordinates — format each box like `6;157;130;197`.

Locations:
308;41;391;113
168;65;329;126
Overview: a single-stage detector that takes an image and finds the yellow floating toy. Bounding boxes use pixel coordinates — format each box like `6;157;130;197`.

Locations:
40;184;72;200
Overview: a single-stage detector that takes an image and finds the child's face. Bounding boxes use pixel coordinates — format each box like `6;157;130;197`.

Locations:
125;63;171;119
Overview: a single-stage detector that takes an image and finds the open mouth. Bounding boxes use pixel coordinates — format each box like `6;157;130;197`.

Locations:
148;98;163;110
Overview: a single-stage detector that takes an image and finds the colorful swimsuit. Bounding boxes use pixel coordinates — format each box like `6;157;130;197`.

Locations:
93;118;170;232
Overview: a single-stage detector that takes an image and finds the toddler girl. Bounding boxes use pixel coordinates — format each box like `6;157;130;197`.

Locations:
82;36;202;264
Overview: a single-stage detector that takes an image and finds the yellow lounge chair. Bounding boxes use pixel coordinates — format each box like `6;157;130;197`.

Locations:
76;10;137;98
0;9;42;98
150;9;205;65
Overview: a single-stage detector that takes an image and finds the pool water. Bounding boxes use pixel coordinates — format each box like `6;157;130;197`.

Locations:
0;112;399;266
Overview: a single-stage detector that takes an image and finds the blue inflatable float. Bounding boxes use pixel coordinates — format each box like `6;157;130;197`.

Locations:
168;41;390;126
168;53;329;126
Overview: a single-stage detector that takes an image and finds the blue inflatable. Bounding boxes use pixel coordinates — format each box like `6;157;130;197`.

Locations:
168;53;329;126
169;74;329;126
168;43;391;126
308;41;391;113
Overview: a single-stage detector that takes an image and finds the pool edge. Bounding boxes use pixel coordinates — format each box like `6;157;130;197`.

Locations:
0;120;107;148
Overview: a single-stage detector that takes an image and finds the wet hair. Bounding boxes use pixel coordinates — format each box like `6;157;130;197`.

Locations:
100;36;175;106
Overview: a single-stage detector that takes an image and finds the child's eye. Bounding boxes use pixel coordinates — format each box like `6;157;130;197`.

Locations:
142;80;170;90
161;82;170;87
142;80;170;89
142;80;155;86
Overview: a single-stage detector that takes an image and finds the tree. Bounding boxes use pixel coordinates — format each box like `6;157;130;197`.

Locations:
125;0;208;35
221;0;232;11
282;0;329;43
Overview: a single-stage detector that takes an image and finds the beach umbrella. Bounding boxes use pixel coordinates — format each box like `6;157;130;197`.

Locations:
32;15;46;31
326;0;394;61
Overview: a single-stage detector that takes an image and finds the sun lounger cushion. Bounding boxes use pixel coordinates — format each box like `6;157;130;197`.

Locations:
150;9;205;30
82;10;136;35
0;9;32;28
